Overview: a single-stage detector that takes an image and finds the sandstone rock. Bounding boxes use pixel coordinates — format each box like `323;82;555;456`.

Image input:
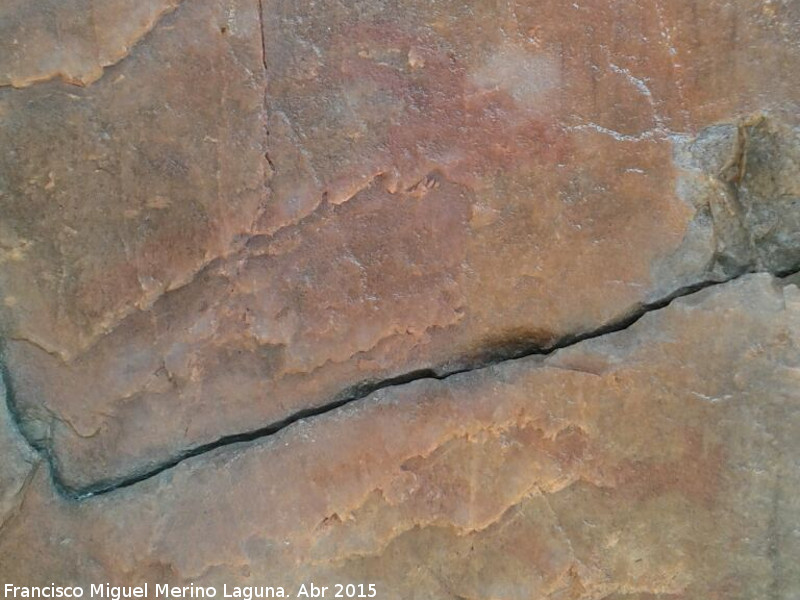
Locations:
0;275;798;599
1;0;268;489
0;0;799;596
1;0;799;492
0;0;180;88
0;368;39;531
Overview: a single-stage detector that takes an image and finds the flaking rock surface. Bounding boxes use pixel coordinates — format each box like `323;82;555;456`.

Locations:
0;275;798;599
0;1;799;595
1;0;799;491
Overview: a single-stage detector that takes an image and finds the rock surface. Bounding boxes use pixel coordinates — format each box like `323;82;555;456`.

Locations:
1;275;799;598
0;0;799;597
2;0;800;492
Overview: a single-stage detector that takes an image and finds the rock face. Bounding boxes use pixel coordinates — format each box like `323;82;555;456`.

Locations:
0;0;799;597
2;275;799;598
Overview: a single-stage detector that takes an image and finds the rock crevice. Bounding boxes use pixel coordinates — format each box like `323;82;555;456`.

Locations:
6;261;798;499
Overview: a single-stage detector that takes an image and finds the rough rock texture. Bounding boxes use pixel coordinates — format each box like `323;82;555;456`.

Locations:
2;0;800;493
1;275;799;599
0;0;799;596
0;0;181;88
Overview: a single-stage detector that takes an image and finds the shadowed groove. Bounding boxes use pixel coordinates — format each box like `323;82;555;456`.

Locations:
3;262;798;500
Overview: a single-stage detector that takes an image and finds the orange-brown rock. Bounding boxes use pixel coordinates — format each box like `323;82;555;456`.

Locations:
2;0;799;492
1;275;798;598
0;0;180;88
0;0;799;595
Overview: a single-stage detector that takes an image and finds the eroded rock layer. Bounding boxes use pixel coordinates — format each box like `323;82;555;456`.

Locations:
2;0;799;492
0;0;799;596
1;275;799;598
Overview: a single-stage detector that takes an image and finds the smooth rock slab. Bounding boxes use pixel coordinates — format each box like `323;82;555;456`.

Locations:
0;0;181;88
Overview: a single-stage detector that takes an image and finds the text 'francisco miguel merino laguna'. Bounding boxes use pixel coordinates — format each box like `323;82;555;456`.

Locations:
4;584;297;600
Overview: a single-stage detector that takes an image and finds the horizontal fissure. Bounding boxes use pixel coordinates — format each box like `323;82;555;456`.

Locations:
3;264;799;500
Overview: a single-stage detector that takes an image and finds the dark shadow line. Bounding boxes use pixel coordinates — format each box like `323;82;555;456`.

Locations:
3;265;799;500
